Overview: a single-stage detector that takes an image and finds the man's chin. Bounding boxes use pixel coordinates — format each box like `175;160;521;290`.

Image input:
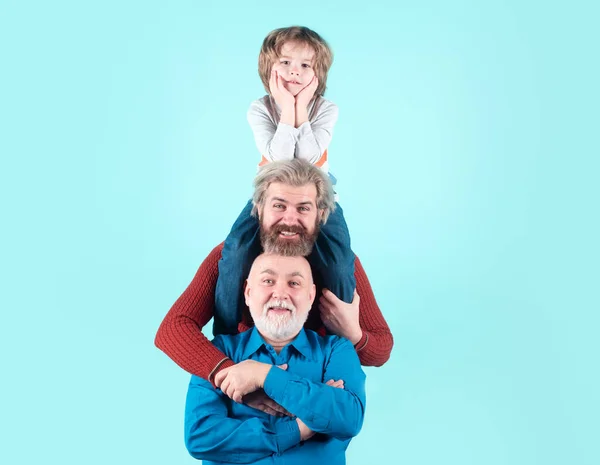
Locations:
267;238;314;257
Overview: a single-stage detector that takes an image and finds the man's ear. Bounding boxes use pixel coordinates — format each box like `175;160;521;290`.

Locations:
254;202;261;219
309;283;316;306
243;280;251;306
318;208;325;222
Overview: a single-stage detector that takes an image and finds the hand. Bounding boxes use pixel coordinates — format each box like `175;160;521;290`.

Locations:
215;360;287;403
325;378;345;389
296;417;316;441
269;70;295;109
295;76;318;109
243;389;291;417
319;289;363;345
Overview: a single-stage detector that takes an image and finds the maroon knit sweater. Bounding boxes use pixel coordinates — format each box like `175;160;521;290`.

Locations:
155;243;393;383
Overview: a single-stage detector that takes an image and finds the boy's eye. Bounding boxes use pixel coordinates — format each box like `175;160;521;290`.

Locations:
281;60;290;65
302;64;311;68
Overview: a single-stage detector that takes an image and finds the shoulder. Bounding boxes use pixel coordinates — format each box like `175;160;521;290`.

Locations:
208;242;225;260
316;96;338;112
197;243;224;272
211;331;253;361
247;95;270;113
312;96;338;121
319;96;337;107
304;329;353;355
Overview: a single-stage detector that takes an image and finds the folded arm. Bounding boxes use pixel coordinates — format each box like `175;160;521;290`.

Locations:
263;338;366;440
294;100;338;163
247;98;338;164
185;377;301;463
248;100;296;161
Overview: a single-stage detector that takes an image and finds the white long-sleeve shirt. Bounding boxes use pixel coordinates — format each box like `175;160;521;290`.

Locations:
247;95;339;174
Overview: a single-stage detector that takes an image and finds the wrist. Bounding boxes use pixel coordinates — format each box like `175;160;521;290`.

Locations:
210;357;234;388
295;106;309;128
348;329;363;345
258;363;272;388
280;105;295;126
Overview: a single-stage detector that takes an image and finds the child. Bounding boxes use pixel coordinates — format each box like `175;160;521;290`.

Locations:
213;26;355;335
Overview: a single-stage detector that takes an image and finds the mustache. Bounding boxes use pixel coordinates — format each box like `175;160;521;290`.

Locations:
262;299;296;314
270;224;307;235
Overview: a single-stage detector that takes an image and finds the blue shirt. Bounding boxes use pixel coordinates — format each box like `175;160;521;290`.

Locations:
184;328;366;465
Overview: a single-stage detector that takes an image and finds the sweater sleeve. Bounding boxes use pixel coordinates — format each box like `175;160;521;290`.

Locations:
294;99;338;163
247;99;296;161
154;243;234;382
353;255;394;366
247;97;338;165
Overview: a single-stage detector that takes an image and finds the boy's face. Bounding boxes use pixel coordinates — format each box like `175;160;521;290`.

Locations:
271;41;316;96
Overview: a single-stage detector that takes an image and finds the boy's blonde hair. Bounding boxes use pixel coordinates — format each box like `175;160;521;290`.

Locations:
258;26;333;97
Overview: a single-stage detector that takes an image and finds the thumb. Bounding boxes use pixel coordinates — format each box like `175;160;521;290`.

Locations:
276;363;288;371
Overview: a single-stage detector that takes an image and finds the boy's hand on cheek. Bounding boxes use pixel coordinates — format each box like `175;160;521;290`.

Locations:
269;70;295;110
295;76;318;108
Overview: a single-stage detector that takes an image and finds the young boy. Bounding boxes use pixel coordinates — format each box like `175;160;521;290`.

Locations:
214;26;355;336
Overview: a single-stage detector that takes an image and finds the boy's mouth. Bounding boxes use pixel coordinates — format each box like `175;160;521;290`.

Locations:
287;80;302;85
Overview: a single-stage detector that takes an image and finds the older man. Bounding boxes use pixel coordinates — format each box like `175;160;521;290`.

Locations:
155;159;392;396
184;253;366;464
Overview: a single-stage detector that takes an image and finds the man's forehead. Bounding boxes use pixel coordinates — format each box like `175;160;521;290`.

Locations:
265;182;317;204
259;268;306;279
252;255;312;280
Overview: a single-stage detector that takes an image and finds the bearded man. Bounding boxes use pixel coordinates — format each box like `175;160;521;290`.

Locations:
184;253;366;465
155;159;392;407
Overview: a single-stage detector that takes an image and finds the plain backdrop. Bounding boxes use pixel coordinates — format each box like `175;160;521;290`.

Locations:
1;1;598;464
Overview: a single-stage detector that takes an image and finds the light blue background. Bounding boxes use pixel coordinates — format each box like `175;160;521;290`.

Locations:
1;1;598;464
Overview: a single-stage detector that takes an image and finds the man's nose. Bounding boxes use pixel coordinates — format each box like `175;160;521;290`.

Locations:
271;282;290;300
282;209;300;223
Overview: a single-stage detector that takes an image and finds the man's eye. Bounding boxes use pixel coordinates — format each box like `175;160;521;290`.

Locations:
263;279;273;284
299;206;310;212
290;281;300;287
274;204;284;209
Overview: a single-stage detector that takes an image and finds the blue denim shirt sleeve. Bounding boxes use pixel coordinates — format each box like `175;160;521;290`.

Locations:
184;376;301;462
263;337;366;440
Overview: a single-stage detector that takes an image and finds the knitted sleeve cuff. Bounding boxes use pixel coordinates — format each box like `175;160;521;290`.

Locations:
209;357;235;388
354;332;369;352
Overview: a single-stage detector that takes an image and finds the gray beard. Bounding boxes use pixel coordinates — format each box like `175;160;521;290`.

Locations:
254;300;309;341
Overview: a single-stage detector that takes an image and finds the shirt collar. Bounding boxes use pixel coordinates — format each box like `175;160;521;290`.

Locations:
242;327;267;360
242;327;313;360
287;328;312;359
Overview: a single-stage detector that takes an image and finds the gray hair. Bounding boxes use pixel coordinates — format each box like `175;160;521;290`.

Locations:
251;159;336;223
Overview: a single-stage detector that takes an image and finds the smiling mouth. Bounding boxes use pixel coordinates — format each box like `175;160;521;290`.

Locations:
287;80;302;85
268;306;291;313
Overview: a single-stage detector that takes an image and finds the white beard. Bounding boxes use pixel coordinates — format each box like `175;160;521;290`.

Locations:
253;299;308;340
